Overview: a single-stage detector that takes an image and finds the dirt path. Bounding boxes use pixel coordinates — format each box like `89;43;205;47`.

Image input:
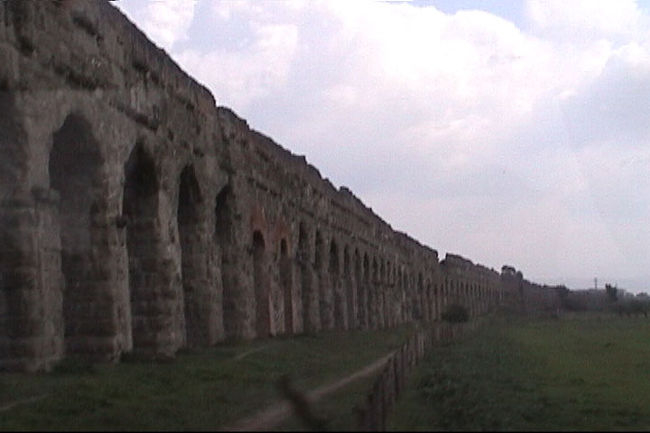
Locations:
222;351;395;431
0;394;48;413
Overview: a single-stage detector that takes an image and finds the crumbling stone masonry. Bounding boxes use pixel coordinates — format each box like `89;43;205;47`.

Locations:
0;1;554;372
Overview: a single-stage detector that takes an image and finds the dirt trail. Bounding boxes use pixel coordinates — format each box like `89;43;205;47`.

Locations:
0;394;48;413
222;351;396;431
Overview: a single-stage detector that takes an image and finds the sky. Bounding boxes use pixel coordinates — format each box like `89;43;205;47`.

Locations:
114;0;650;293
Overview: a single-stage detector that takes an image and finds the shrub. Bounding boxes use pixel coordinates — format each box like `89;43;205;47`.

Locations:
441;304;469;323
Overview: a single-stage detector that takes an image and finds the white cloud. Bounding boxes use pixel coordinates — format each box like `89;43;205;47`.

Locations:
115;0;197;52
175;23;298;108
526;0;641;38
113;0;650;291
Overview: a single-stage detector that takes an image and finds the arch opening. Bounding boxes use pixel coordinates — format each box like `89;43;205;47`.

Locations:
343;246;353;330
215;185;235;337
330;240;344;329
253;230;270;337
280;238;293;334
177;165;202;346
123;142;158;351
49;114;102;356
298;223;315;333
314;231;325;329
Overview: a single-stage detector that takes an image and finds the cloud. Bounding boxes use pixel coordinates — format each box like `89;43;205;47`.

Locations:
115;0;197;52
175;22;298;108
559;41;650;147
113;0;650;290
526;0;641;39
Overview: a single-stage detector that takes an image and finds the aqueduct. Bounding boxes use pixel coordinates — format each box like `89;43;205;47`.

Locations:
0;1;560;372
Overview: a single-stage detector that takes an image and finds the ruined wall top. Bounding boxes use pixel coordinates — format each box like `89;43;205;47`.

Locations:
0;0;506;276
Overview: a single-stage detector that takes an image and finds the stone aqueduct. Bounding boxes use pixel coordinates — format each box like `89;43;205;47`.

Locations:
0;1;560;372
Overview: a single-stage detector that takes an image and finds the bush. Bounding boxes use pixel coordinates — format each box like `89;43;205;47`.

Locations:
441;304;469;323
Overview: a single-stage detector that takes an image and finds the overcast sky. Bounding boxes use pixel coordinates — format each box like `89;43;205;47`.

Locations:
114;0;650;293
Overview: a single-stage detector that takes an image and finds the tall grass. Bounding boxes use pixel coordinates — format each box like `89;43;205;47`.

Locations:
388;314;650;431
0;326;412;431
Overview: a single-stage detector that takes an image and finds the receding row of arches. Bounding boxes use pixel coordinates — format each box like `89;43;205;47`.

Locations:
260;222;462;335
442;277;500;318
46;113;501;360
48;113;240;357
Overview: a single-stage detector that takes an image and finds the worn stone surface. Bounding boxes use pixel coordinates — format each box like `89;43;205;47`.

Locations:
0;0;561;372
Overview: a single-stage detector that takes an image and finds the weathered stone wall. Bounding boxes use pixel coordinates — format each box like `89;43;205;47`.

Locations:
501;265;562;315
0;0;555;372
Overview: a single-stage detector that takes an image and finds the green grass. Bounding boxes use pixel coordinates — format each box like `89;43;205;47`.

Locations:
388;314;650;431
0;325;413;431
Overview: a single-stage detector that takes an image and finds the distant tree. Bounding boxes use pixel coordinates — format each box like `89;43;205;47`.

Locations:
605;284;618;303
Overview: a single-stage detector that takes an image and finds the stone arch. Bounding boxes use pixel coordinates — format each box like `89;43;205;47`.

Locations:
314;231;323;272
279;238;293;334
433;282;439;321
425;277;432;322
400;268;410;322
123;141;159;351
415;273;424;321
393;266;404;324
314;230;325;329
298;222;317;333
49;113;104;356
343;245;354;330
370;257;378;328
461;281;466;307
252;230;271;337
384;261;391;327
177;164;203;346
353;248;361;329
379;259;386;329
330;239;345;329
215;184;236;338
360;253;369;329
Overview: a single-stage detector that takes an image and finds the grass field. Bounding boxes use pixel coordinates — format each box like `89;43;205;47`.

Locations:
0;325;413;431
388;313;650;431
